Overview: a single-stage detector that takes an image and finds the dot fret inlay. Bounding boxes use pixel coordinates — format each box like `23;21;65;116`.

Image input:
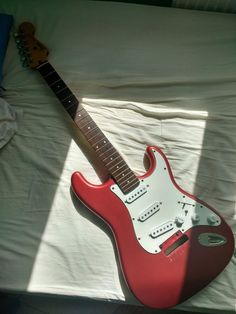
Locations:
37;61;140;194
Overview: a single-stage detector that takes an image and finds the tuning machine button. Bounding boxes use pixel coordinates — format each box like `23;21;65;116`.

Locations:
13;32;18;37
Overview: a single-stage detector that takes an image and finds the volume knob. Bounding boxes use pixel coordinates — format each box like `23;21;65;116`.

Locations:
175;216;184;226
191;213;200;223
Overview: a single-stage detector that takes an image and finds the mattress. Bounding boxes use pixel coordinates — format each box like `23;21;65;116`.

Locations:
0;0;236;312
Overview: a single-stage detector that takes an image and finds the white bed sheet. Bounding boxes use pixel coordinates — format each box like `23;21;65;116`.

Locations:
0;0;236;312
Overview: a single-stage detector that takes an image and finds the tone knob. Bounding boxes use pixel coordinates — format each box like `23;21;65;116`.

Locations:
191;213;200;223
207;214;218;225
175;216;184;226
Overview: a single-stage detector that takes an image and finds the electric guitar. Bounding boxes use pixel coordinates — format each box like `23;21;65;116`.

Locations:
15;22;235;309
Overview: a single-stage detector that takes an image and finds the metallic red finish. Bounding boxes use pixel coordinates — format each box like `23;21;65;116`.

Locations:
71;146;234;309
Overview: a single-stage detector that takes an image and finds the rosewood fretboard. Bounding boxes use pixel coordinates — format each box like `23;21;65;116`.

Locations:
37;61;139;194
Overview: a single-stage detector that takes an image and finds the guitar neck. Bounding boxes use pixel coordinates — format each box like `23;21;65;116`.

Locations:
37;61;139;194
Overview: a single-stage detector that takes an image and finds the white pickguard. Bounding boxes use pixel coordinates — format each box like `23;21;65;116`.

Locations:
110;148;221;254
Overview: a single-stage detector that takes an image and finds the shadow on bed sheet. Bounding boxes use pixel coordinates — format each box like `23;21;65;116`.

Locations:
180;92;236;305
2;63;236;314
1;2;236;311
2;75;236;313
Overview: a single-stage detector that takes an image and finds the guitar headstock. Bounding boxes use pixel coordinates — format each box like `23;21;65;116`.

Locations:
14;22;49;69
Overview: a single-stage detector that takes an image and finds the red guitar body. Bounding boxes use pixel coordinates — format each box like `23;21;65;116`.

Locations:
72;146;234;309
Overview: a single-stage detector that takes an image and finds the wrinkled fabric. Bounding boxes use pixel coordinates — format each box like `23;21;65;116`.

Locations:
0;97;17;149
0;1;236;313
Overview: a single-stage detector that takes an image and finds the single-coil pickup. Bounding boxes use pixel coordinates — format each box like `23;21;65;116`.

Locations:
150;221;174;238
138;202;160;222
126;185;147;204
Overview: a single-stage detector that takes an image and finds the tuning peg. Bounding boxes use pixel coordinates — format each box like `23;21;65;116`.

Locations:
16;43;24;51
22;59;29;67
19;49;25;55
17;45;23;51
13;32;19;38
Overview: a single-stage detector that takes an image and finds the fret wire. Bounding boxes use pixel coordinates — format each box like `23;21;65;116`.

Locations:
118;175;137;188
79;116;96;129
115;172;134;184
36;61;49;71
49;78;62;87
110;160;128;173
122;180;140;194
103;151;121;164
78;117;92;129
83;124;101;137
51;82;67;94
37;61;139;194
74;111;86;123
62;102;78;114
63;99;77;110
91;135;108;148
89;132;105;144
76;106;86;114
77;108;88;118
123;180;139;192
61;94;76;103
102;153;121;164
95;143;114;158
118;174;136;187
62;97;78;109
82;126;105;145
55;86;68;95
58;89;73;101
75;108;89;121
44;70;55;78
40;62;49;70
98;144;113;156
99;151;117;166
83;130;96;139
116;173;136;187
115;169;134;180
67;105;78;118
110;162;128;174
103;153;120;165
61;97;74;107
86;127;101;142
115;166;131;174
61;94;74;103
43;71;61;85
80;121;99;137
37;61;52;75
